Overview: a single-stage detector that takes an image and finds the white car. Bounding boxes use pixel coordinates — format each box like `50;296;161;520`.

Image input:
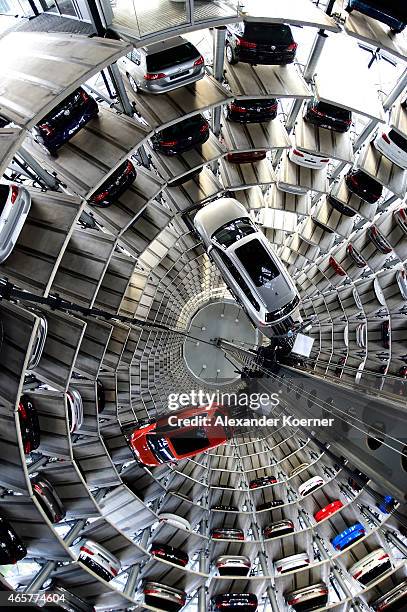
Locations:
288;147;330;170
290;462;309;477
194;198;300;329
349;548;392;586
276;179;308;195
27;316;47;370
356;323;367;348
274;552;310;574
0;184;31;264
66;388;83;433
157;512;191;531
353;288;363;310
298;476;325;497
78;539;121;582
397;269;407;300
215;555;251;576
374;128;407;170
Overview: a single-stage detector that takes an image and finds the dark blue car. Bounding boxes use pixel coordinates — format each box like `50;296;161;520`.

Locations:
346;0;406;33
377;495;396;514
33;87;98;156
331;522;366;551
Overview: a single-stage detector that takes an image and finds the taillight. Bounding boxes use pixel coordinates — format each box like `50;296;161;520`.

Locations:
312;108;325;117
276;566;282;572
293;149;304;157
144;72;166;80
194;56;204;66
18;402;27;419
160;140;177;147
25;441;31;453
378;553;389;560
236;36;257;49
34;484;43;494
230;103;248;113
110;567;118;576
38;123;55;136
287;42;297;51
92;190;109;203
10;185;19;204
200;123;209;133
382;132;391;144
353;570;362;579
79;89;89;102
80;546;94;555
125;160;134;174
320;158;330;162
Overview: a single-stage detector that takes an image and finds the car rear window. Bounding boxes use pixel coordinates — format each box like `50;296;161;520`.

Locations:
316;101;351;120
161;114;204;138
169;428;210;455
235;239;280;287
146;42;200;72
212;217;256;247
244;22;293;43
389;129;407;153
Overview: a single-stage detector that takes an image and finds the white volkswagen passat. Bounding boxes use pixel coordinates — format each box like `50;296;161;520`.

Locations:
0;184;31;264
349;548;392;586
288;147;330;170
298;475;325;497
194;198;300;330
374;128;407;170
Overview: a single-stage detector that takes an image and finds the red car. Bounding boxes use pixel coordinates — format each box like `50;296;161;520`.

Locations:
127;405;230;466
314;500;343;523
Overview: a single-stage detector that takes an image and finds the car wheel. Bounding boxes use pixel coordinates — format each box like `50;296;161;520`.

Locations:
226;43;237;65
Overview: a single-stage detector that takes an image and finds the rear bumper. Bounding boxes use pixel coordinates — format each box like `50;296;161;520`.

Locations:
304;113;350;133
153;130;209;156
140;66;205;93
227;109;277;123
236;48;295;65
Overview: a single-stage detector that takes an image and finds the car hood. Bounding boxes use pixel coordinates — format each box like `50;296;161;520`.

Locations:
194;198;249;242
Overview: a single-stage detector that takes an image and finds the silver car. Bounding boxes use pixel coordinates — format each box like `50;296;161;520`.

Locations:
0;184;31;264
194;197;300;329
118;36;205;94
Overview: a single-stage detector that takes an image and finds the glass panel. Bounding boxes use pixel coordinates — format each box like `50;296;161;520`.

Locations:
55;0;76;16
212;218;256;247
235;239;280;287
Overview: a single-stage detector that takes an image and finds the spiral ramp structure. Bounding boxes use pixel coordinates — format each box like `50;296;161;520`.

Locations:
0;1;406;610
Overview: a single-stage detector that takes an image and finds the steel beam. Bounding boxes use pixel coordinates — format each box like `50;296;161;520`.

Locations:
18;147;60;190
107;63;134;117
211;27;226;137
124;563;139;598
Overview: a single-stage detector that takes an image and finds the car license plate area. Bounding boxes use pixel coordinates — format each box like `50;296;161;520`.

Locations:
170;70;189;80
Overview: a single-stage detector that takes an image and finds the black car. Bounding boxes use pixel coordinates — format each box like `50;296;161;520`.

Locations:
263;519;295;538
249;475;277;489
96;379;105;413
371;579;407;611
211;528;244;541
346;244;367;267
304;98;352;132
151;114;209;156
328;195;356;217
211;593;258;612
33;87;98;156
18;395;40;455
30;475;65;524
226;151;267;164
0;516;26;564
211;505;238;511
226;21;297;65
381;320;390;349
256;500;284;511
226;98;278;123
89;160;137;208
348;469;369;491
150;542;188;567
367;225;393;254
345;169;383;203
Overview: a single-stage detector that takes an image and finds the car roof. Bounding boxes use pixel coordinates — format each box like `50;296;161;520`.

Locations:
144;36;189;55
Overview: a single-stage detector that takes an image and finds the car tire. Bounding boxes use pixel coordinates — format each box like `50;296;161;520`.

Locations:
226;43;237;65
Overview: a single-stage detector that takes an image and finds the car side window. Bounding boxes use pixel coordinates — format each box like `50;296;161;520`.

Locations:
215;248;260;311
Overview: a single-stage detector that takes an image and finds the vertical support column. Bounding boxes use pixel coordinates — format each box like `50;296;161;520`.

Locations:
108;63;134;117
18;147;60;190
124;563;140;598
211;26;227;138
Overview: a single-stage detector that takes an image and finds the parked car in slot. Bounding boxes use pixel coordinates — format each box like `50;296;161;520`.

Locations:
18;395;40;455
329;256;346;277
289;463;309;477
284;582;329;612
194;198;300;330
263;519;294;538
314;500;343;522
377;495;396;514
348;469;369;491
151;114;209;156
226;98;278;123
27;316;47;370
345;169;382;203
210;593;258;611
96;379;105;414
349;548;392;585
289;148;330;169
127;404;230;466
215;555;251;576
211;504;238;511
36;583;94;611
78;539;121;582
345;0;406;33
274;551;310;574
298;476;324;497
30;474;65;524
394;207;407;235
157;513;191;531
257;499;284;511
347;243;367;268
371;578;407;611
328;194;356;217
304;98;352;132
32;88;98;155
88;160;137;208
356;323;367;348
225;21;297;65
367;225;392;254
211;527;244;541
331;522;366;551
150;542;188;567
118;36;205;94
143;582;186;611
226;151;267;164
66;388;83;433
381;320;390;349
0;516;26;564
249;475;277;489
0;184;31;265
374;127;407;169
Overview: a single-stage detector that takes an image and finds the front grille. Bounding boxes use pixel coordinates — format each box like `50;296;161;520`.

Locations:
265;295;300;322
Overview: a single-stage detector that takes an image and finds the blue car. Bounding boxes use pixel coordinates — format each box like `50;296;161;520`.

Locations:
346;0;406;33
33;87;98;156
331;522;366;551
377;495;396;514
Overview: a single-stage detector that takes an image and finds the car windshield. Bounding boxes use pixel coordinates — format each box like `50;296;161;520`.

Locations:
146;42;199;72
244;22;292;43
316;101;351;120
235;239;280;287
389;129;407;153
212;218;256;247
168;428;210;455
146;434;175;463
